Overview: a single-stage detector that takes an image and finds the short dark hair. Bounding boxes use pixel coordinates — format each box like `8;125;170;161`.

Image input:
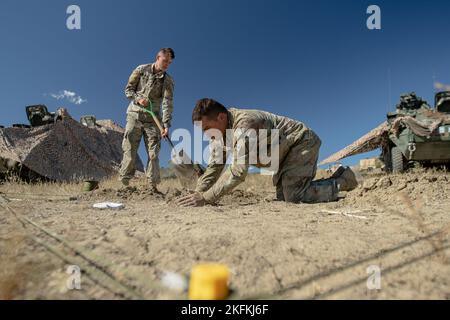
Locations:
192;98;228;123
159;47;175;59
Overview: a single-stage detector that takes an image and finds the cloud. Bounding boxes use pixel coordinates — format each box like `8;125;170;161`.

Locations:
49;90;87;105
434;82;450;91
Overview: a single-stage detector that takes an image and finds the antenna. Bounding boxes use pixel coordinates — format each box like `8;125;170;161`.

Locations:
432;72;436;93
387;68;392;112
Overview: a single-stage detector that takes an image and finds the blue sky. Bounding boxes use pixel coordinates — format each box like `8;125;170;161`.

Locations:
1;0;450;168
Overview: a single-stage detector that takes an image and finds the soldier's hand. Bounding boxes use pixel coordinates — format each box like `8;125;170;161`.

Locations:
137;98;148;107
175;192;206;207
161;128;169;138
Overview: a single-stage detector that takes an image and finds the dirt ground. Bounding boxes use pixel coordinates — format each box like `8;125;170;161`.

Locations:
1;168;449;300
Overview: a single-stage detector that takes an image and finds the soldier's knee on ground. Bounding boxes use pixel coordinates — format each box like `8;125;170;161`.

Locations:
283;194;300;204
276;184;285;201
280;179;310;204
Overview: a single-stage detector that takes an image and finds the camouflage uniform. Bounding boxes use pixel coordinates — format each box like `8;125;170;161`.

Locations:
174;108;338;204
119;63;174;185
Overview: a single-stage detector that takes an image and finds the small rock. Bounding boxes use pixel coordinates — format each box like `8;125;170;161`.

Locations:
397;183;407;191
427;176;438;183
376;177;392;188
363;178;379;191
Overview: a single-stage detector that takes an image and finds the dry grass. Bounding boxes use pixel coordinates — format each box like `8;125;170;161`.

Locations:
379;192;450;265
398;193;450;265
0;231;29;300
0;173;274;200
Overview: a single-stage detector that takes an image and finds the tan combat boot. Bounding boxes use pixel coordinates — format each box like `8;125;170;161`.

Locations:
331;166;358;192
120;179;130;187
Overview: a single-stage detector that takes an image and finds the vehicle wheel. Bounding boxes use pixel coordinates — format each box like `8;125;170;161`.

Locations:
381;146;392;173
391;146;405;173
444;162;450;172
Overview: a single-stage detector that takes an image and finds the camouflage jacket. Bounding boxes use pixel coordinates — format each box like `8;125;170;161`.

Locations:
124;63;174;128
197;108;316;203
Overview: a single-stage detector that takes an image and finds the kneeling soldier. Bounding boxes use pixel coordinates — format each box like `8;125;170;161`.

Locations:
175;98;357;206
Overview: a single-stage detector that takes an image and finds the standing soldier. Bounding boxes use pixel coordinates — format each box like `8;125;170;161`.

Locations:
119;48;175;192
175;98;357;206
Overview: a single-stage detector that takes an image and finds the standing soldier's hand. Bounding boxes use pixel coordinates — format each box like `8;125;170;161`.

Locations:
137;98;149;107
161;128;169;138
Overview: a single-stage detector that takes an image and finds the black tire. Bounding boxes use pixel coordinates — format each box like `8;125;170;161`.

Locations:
382;146;392;173
391;146;405;173
444;162;450;172
12;124;31;129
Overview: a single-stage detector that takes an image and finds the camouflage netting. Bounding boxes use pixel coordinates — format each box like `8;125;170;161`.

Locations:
319;122;389;166
0;109;144;181
391;113;450;137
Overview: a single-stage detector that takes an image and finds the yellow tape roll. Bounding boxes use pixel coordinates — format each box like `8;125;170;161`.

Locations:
189;264;230;300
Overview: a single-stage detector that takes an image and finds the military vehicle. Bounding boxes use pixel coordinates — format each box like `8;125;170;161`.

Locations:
80;115;97;128
320;91;450;173
8;105;59;130
26;104;58;127
0;105;144;181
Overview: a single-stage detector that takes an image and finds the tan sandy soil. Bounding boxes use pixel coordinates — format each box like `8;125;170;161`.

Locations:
1;169;449;300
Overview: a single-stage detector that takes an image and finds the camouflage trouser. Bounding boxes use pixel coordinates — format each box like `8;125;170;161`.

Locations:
273;130;338;204
119;112;161;185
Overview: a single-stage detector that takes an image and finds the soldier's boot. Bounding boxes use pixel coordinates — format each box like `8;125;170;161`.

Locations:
120;178;130;187
330;166;358;192
148;180;163;195
118;179;137;192
302;179;339;203
275;184;285;201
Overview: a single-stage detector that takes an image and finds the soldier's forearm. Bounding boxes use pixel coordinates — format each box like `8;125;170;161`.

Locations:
162;108;172;127
202;165;248;203
195;176;217;193
162;101;173;128
202;135;251;203
162;115;172;129
161;79;174;127
195;164;224;193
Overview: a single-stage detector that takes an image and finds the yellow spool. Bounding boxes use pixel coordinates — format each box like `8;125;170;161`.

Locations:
188;264;230;300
